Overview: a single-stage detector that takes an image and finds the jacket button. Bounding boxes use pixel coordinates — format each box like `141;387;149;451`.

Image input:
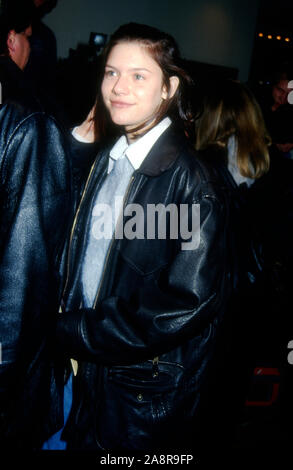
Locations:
137;393;143;401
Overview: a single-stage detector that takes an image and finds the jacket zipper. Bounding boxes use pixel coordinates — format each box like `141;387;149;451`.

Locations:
152;356;159;377
61;159;99;308
62;160;101;377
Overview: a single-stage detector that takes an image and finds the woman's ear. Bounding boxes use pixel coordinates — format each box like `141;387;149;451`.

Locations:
162;76;180;100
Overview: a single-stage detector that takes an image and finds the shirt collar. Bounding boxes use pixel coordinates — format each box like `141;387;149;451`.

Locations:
109;117;171;170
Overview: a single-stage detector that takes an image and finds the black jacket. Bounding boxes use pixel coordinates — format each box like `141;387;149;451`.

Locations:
0;56;72;448
57;125;232;451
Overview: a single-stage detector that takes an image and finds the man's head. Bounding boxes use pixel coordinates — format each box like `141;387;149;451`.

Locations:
272;79;293;109
271;68;293;110
33;0;57;16
0;0;34;69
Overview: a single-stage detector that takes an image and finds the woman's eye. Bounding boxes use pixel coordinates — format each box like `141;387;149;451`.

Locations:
134;73;144;81
105;70;116;77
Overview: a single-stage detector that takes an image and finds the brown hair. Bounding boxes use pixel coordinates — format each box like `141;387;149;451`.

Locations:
195;80;270;179
93;23;195;142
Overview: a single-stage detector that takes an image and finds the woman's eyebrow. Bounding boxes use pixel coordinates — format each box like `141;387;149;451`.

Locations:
129;67;152;72
105;64;152;73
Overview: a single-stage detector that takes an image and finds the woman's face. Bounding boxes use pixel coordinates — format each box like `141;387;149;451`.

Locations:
101;41;168;134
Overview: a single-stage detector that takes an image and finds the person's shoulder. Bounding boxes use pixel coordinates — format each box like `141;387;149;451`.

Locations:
0;102;36;151
1;99;38;120
0;103;69;181
0;101;60;141
164;131;230;208
0;105;70;197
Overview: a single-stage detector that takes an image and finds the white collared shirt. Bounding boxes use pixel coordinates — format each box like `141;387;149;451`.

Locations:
108;117;171;172
227;135;254;187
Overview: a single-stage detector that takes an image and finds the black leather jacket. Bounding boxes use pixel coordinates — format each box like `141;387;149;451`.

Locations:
0;57;72;449
58;125;232;450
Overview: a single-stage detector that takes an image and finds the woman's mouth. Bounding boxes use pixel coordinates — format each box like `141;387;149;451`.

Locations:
110;101;134;108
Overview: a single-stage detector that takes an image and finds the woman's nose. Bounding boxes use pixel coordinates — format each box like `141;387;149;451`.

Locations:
112;76;129;95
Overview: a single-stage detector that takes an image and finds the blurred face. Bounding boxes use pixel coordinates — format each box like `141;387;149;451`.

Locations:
7;26;32;70
101;41;168;138
272;79;293;108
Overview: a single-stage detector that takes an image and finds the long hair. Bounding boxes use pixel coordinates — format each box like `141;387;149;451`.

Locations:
93;23;195;142
195;80;270;179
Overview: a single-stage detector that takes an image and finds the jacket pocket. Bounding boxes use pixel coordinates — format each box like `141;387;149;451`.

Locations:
108;359;183;389
95;360;185;451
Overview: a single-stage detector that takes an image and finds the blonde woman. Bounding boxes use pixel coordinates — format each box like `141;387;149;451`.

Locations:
195;79;293;440
195;79;270;187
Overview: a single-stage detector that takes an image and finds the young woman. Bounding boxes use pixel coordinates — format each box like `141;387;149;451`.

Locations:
56;23;231;451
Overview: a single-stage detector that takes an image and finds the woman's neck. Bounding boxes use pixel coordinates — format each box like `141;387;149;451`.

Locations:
125;116;161;144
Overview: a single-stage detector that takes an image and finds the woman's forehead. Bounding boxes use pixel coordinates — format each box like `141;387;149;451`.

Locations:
106;41;158;68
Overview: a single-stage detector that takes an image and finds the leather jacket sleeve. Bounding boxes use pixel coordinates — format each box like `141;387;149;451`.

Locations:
0;110;71;412
57;187;230;365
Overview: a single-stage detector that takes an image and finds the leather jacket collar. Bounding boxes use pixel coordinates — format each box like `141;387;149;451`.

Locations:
137;124;187;176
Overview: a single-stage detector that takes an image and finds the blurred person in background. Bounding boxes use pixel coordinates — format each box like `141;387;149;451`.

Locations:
24;1;58;101
0;0;34;100
195;79;293;441
0;0;72;449
257;66;293;159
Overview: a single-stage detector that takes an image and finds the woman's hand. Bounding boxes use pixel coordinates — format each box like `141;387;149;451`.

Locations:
73;107;96;143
